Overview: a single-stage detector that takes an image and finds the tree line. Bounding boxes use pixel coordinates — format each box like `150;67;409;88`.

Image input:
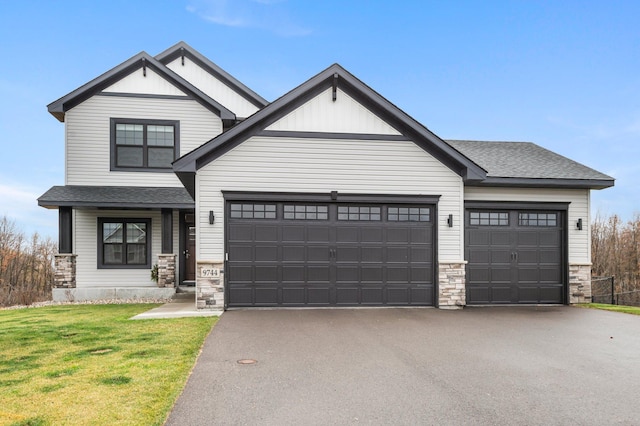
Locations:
591;213;640;306
0;216;56;306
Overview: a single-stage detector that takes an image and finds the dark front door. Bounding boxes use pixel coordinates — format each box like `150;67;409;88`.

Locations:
226;202;435;307
465;209;565;304
183;215;196;283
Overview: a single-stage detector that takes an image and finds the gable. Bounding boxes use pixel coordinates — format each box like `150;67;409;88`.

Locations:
102;67;186;96
266;87;401;135
165;56;261;118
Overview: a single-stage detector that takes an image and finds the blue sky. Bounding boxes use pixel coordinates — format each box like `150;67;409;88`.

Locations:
0;0;638;239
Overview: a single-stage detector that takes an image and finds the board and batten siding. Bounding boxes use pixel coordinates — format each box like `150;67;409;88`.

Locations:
102;67;185;96
65;95;222;186
196;136;465;263
73;209;180;288
266;88;402;135
165;57;260;118
464;187;591;264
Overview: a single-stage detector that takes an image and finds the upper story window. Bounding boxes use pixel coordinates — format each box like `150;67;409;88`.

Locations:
110;118;179;171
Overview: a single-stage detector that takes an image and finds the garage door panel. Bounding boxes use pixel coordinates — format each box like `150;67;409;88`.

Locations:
254;287;278;305
491;250;511;263
387;287;410;304
307;246;330;262
361;228;383;242
307;287;331;304
228;264;253;281
387;267;409;282
282;265;305;282
336;266;358;282
255;226;278;242
490;286;512;303
410;228;431;244
410;267;431;282
255;246;278;261
229;224;253;241
387;228;410;243
467;268;489;282
282;226;305;241
490;267;511;283
491;232;511;245
517;286;539;303
361;287;384;304
361;266;383;282
467;286;490;304
307;266;330;282
336;227;359;242
254;266;278;282
336;287;358;304
281;287;305;305
228;287;253;305
411;287;432;305
540;286;563;303
540;250;561;263
307;226;330;242
468;249;489;263
282;245;304;261
517;250;539;264
229;245;253;261
539;231;561;245
361;247;383;262
337;247;360;262
516;232;538;246
411;247;430;262
387;246;409;262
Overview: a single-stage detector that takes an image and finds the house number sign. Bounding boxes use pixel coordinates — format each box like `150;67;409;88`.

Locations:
201;268;221;278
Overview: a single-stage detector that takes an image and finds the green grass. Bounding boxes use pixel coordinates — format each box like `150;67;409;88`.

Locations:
578;303;640;315
0;304;216;426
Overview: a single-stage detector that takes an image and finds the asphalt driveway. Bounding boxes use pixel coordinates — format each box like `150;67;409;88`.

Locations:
165;307;640;425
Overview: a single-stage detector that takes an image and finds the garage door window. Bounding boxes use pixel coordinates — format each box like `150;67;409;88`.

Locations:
518;213;557;226
230;203;276;219
469;211;509;226
388;207;430;222
284;205;329;220
338;206;381;221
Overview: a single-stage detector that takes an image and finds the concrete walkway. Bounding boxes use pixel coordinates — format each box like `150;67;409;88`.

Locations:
131;293;220;319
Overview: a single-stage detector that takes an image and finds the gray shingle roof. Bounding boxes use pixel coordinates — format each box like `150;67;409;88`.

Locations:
38;186;194;209
446;140;614;188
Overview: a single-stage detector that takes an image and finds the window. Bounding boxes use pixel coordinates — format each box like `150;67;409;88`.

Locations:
229;204;277;219
388;207;430;222
284;205;329;220
338;206;381;221
469;211;509;226
110;119;179;171
98;218;151;268
518;213;557;227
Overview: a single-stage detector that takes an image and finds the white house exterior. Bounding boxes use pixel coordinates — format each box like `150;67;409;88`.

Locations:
39;42;613;311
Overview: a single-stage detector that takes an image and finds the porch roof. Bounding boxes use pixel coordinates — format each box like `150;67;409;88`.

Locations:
38;185;194;209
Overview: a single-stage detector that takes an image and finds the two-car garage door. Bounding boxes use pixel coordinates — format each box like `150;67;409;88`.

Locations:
226;200;435;307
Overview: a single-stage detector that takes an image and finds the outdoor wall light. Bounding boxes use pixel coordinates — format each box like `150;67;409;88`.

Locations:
576;218;583;230
447;214;453;228
209;210;215;225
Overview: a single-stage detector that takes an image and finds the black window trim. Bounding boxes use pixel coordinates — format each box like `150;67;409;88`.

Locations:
110;118;180;172
98;217;152;269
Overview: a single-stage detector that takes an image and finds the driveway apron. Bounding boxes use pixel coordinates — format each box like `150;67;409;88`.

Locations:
165;307;640;425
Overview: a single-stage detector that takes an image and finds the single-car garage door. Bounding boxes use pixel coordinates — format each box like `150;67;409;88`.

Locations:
465;208;565;304
226;200;435;307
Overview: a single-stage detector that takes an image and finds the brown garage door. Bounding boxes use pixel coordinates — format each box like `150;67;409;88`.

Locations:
226;201;435;307
465;209;565;304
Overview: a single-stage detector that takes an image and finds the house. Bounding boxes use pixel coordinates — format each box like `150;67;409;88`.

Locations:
38;42;614;310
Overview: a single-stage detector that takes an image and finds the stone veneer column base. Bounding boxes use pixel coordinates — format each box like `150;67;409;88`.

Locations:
438;261;466;309
569;263;592;304
54;253;77;289
157;254;176;288
196;260;225;311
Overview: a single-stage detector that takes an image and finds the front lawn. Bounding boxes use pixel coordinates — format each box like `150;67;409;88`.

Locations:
579;303;640;316
0;304;216;425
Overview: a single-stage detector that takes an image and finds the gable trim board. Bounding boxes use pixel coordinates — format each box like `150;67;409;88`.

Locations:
155;41;268;110
47;52;236;125
173;63;488;197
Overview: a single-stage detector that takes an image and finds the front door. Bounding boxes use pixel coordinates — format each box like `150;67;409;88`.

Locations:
183;214;196;283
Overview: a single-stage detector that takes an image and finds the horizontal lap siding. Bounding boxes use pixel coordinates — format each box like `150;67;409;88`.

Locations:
73;209;180;288
65;96;222;186
102;68;185;96
464;187;591;264
166;57;260;118
197;136;464;262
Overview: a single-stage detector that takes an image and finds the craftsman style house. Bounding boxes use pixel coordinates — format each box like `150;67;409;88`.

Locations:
39;42;613;311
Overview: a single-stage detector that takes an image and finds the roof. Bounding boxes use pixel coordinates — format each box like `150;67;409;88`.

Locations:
173;63;488;196
38;186;195;209
155;41;268;110
446;140;614;189
47;51;235;125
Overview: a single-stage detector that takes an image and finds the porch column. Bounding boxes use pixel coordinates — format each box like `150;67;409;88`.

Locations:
59;206;72;253
54;207;76;289
157;209;176;287
161;209;173;253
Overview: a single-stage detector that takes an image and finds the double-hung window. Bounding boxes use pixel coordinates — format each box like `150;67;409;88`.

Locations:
98;218;151;268
110;119;179;171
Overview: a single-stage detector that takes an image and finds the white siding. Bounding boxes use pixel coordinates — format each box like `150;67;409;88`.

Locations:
65;95;222;186
197;136;464;263
73;209;180;288
266;88;401;135
464;187;591;264
166;57;260;118
102;67;185;96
